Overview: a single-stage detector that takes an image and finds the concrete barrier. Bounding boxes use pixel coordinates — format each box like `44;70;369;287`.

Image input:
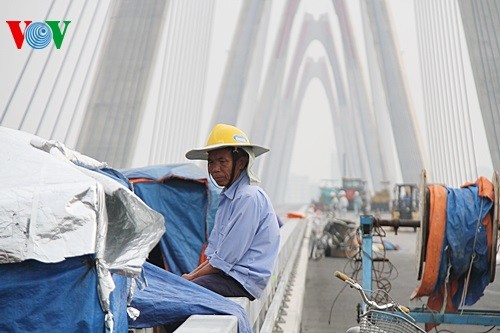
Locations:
128;212;308;333
175;315;238;333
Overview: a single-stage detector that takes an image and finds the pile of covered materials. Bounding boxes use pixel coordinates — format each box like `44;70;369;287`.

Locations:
0;126;165;332
0;126;252;333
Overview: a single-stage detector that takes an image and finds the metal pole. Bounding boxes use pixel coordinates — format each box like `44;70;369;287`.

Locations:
361;215;373;311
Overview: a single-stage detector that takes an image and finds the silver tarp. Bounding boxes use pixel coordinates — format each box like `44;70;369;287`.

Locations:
0;126;165;332
1;126;165;273
0;128;101;263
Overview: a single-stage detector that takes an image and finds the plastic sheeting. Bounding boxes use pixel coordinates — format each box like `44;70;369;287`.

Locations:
0;254;129;333
0;127;101;264
76;167;165;276
1;126;166;332
122;164;220;275
443;184;493;307
129;262;252;333
0;126;165;276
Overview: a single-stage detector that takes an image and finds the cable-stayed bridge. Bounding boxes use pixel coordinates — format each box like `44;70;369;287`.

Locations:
1;0;499;207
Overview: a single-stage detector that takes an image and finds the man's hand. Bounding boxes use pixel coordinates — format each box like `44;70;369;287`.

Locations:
182;260;209;280
181;273;195;281
181;260;219;281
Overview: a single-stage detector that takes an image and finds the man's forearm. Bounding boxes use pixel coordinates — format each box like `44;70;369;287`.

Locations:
182;260;219;280
190;260;209;274
192;261;219;278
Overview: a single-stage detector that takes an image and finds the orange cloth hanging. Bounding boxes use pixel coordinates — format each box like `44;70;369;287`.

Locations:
411;184;448;299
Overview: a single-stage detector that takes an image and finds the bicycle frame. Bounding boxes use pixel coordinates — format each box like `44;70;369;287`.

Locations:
359;215;500;329
335;215;426;333
335;270;425;333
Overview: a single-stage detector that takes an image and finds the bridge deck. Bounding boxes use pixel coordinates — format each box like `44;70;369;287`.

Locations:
302;219;500;333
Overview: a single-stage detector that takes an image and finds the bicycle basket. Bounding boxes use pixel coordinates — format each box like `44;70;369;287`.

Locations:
359;310;423;333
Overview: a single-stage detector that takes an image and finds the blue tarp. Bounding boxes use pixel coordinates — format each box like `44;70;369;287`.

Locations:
0;255;129;333
121;163;220;275
97;167;134;190
129;262;252;333
436;185;493;307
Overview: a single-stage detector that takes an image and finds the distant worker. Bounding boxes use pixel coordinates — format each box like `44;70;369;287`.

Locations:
182;123;281;301
401;186;412;203
338;190;349;217
353;191;363;215
330;192;339;214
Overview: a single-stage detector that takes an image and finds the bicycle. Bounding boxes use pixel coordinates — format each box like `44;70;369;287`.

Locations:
335;271;425;333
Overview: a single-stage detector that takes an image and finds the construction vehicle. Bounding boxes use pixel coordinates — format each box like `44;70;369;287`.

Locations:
317;179;341;212
371;180;391;212
371;189;391;212
341;177;367;211
391;183;419;220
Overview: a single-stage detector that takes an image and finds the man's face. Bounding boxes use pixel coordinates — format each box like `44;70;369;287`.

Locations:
207;148;246;187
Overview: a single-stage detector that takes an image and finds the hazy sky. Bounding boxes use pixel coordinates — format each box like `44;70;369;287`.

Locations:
2;0;492;186
205;0;493;186
205;0;422;184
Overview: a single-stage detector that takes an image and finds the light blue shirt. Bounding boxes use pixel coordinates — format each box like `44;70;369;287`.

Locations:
205;171;280;298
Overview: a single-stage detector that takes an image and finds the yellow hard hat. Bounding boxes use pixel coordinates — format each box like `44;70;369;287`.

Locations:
185;123;269;160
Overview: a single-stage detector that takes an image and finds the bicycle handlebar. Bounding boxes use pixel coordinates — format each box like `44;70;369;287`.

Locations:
334;270;353;283
334;270;411;315
399;305;410;314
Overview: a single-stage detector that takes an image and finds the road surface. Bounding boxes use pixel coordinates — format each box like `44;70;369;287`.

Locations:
301;213;500;333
